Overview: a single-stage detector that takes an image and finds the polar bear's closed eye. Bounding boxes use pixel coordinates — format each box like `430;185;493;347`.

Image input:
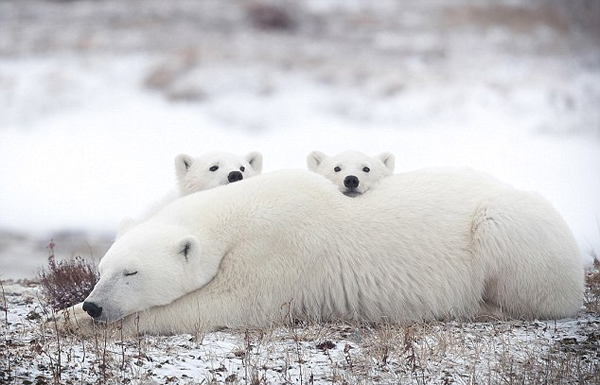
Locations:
82;225;215;323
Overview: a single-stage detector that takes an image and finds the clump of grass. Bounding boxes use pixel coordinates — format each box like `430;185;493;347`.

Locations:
246;3;296;31
38;240;99;311
584;255;600;314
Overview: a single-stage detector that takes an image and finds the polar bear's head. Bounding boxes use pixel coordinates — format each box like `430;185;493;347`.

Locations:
81;222;217;323
307;150;395;197
175;151;263;195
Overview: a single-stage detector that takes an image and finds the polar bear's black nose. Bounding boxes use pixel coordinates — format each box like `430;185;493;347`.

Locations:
228;171;243;183
82;301;103;318
344;175;359;189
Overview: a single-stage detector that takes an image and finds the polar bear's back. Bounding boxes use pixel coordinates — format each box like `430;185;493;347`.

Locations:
152;168;582;325
169;167;505;226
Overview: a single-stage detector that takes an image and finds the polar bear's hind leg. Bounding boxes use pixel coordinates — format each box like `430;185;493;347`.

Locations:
470;191;583;320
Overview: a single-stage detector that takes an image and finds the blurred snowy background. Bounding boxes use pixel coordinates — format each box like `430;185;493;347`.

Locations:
1;0;599;279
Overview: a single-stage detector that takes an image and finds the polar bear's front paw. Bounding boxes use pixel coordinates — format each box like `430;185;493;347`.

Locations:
45;302;98;336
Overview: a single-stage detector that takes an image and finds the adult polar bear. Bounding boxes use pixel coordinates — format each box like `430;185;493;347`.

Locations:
71;168;583;335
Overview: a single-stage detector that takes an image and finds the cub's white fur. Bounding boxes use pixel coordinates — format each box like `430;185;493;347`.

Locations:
307;150;394;196
66;169;583;335
175;151;262;195
138;151;262;221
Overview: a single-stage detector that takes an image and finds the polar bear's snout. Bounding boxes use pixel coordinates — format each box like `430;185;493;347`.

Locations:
82;301;103;318
343;175;362;196
344;175;360;189
228;170;243;183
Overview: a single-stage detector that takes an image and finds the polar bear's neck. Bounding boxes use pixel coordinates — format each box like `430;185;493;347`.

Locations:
148;170;347;268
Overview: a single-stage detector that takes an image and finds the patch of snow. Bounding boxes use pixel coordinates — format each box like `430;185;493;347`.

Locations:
2;281;599;384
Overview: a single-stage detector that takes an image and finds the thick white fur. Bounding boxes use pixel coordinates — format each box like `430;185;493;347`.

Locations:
175;151;262;195
70;168;583;335
307;150;394;196
138;151;262;221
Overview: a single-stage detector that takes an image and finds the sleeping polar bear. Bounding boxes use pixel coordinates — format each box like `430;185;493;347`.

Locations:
61;169;584;335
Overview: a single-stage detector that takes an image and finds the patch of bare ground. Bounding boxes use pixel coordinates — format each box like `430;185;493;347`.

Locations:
442;4;569;35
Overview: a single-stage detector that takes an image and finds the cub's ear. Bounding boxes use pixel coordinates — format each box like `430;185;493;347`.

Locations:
117;216;136;239
307;151;328;171
174;154;194;180
378;152;395;172
245;151;263;173
175;235;201;263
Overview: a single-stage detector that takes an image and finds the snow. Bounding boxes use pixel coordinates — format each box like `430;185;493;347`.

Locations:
1;52;599;272
2;281;599;384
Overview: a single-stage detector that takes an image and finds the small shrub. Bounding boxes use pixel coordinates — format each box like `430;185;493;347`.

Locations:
246;3;296;31
316;340;336;351
38;240;99;311
584;256;600;314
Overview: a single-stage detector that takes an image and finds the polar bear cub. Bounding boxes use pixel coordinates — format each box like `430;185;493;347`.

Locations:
175;151;263;195
307;150;394;196
137;151;262;222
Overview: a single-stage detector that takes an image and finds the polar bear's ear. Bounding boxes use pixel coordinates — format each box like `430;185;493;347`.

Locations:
174;154;194;180
378;152;395;173
307;151;328;171
245;151;263;173
175;235;201;263
116;216;136;239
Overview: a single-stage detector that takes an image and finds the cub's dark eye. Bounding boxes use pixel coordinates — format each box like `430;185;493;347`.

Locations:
209;165;219;172
240;166;245;172
334;166;341;172
363;167;370;173
124;271;138;277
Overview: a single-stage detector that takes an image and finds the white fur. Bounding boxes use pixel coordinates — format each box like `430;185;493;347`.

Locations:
73;169;583;335
175;151;263;195
138;151;263;222
307;150;394;196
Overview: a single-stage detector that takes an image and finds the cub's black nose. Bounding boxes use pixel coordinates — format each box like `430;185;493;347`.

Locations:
344;175;359;189
82;302;103;318
228;171;244;183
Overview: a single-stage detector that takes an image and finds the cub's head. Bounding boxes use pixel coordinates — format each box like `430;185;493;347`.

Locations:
175;151;263;195
82;220;217;323
307;150;395;197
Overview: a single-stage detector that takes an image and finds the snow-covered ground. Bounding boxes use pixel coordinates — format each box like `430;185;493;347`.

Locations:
2;280;599;384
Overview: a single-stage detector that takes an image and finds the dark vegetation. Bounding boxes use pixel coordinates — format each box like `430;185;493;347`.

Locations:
37;241;98;312
585;255;600;314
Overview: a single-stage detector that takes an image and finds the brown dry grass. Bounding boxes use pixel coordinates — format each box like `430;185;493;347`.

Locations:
442;4;569;34
2;276;600;384
585;256;600;314
37;241;98;312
